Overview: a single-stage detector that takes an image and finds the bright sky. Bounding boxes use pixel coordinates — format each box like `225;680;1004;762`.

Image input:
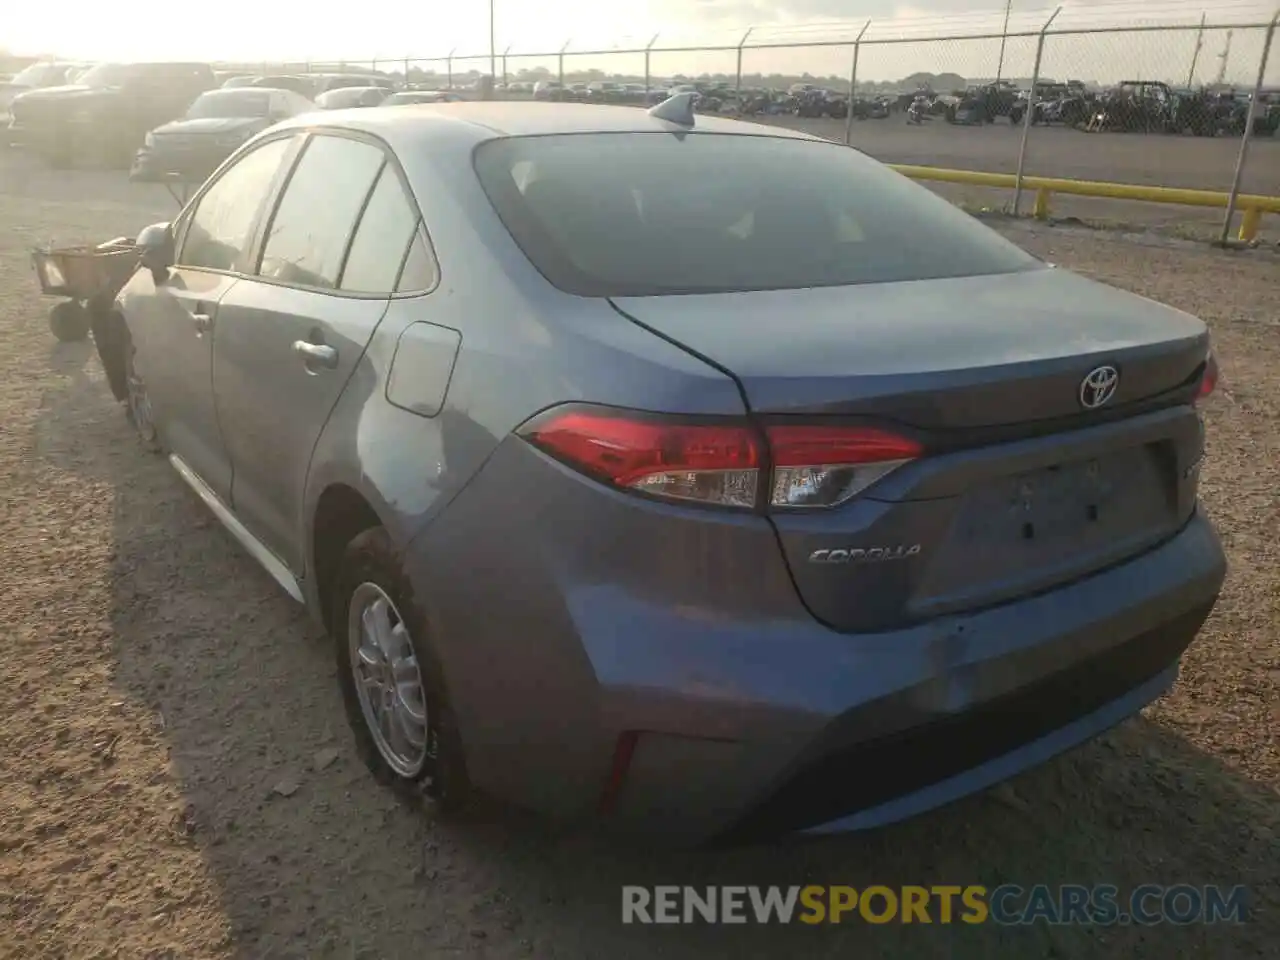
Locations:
6;0;1279;85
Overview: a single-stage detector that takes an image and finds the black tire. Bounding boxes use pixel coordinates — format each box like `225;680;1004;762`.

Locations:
333;527;471;814
49;300;91;342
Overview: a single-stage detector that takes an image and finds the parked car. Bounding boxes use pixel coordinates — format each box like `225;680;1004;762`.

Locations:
222;74;319;99
312;74;396;96
9;61;216;167
130;87;315;183
109;98;1224;844
383;90;465;105
2;61;89;145
315;86;391;109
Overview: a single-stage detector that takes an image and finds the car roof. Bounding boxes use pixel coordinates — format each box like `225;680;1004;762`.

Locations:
202;87;269;96
274;100;824;144
316;86;389;100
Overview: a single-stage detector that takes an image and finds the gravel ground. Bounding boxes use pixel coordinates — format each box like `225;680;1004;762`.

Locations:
1;154;1278;960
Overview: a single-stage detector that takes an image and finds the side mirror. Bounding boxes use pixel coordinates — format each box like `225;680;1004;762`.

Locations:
136;221;175;284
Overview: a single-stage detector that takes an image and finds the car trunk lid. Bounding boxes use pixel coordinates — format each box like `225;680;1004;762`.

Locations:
611;267;1209;631
610;267;1207;428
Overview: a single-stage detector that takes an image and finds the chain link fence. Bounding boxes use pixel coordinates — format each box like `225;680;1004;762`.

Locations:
214;5;1280;240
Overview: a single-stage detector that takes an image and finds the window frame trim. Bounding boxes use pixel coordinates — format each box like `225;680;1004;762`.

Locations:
245;126;441;300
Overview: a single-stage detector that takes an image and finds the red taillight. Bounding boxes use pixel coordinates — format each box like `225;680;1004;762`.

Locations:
522;408;762;508
521;405;921;510
1195;352;1218;402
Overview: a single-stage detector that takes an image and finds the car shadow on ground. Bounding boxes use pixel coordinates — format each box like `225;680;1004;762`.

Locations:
30;344;1280;960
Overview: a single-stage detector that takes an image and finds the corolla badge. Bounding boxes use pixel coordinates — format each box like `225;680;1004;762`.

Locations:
808;545;922;564
1079;365;1120;410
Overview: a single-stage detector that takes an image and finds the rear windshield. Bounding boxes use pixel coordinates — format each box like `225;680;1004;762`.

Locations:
472;132;1041;297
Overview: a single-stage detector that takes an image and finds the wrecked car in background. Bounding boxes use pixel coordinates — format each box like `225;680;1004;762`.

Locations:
130;87;315;184
2;61;89;145
315;86;393;109
383;90;466;105
222;74;321;99
9;61;216;167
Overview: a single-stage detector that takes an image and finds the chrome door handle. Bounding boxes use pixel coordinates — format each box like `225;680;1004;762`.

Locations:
292;340;338;369
192;312;213;334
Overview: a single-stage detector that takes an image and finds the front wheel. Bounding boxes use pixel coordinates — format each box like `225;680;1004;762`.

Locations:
333;527;471;813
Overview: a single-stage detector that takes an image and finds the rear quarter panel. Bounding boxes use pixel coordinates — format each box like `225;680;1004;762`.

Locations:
304;130;743;514
303;127;745;613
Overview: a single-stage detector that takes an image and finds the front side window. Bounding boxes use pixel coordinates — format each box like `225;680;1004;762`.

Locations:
473;132;1042;297
178;136;294;273
257;134;385;290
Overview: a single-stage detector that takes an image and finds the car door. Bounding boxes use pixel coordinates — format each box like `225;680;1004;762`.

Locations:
212;131;421;573
125;134;299;501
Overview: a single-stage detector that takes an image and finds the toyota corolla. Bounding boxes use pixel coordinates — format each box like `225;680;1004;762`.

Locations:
109;96;1226;844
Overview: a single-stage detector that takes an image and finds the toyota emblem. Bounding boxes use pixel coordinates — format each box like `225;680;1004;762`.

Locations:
1079;365;1120;409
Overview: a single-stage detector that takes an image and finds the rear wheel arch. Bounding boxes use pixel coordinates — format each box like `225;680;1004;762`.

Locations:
311;483;384;633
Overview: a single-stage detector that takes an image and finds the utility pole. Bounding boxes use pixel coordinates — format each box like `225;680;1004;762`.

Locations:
489;0;497;83
995;0;1013;83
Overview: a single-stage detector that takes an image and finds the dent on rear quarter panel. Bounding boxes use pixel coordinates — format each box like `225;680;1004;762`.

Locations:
301;299;496;595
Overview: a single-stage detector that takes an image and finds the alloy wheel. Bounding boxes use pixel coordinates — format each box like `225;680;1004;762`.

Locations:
125;347;157;444
347;582;433;778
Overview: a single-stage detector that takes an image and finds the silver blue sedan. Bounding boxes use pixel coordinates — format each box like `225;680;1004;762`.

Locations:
111;96;1225;844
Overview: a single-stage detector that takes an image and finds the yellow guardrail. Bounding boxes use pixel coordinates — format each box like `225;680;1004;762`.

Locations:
887;164;1280;242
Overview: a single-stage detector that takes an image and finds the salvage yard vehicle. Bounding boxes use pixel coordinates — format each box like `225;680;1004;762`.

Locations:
1;61;87;144
9;61;216;167
847;95;891;120
311;73;397;96
221;73;320;99
315;86;392;109
130;87;315;184
383;90;466;105
1088;80;1177;133
945;89;995;125
109;95;1224;844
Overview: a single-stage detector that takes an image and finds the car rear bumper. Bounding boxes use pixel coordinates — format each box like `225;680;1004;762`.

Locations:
407;438;1225;844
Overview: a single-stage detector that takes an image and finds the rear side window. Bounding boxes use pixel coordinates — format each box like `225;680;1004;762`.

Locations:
340;165;432;294
258;134;384;289
397;235;436;293
473;132;1041;296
